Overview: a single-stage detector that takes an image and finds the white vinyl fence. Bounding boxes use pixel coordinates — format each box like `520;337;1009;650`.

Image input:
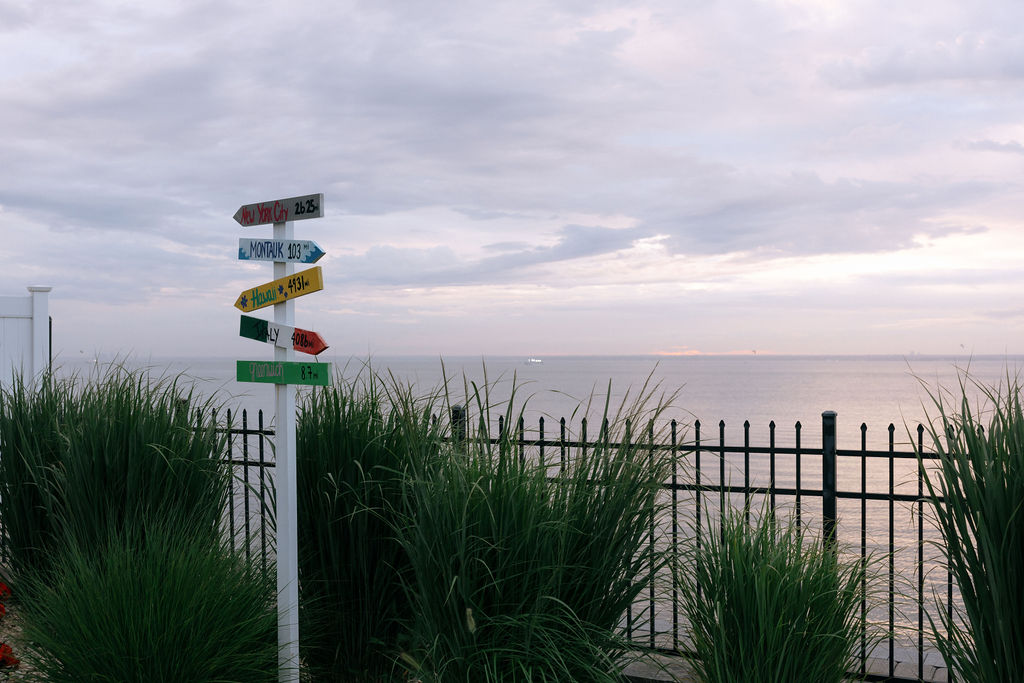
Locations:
0;286;51;385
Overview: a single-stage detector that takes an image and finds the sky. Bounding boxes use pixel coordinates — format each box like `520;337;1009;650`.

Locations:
2;0;1023;359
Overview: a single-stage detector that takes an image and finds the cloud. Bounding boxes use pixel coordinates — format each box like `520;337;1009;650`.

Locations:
483;240;533;253
982;308;1024;320
821;30;1024;89
3;0;1008;258
329;223;642;286
963;139;1024;155
0;3;30;30
2;0;1024;356
643;172;999;256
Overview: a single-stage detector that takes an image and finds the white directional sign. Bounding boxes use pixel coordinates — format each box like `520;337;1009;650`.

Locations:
238;238;325;264
239;315;329;355
233;193;323;227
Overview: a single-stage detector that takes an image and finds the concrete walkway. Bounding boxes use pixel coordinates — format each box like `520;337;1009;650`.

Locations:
621;652;950;683
622;654;698;683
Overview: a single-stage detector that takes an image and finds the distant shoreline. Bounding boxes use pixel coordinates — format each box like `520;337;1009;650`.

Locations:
50;352;1024;364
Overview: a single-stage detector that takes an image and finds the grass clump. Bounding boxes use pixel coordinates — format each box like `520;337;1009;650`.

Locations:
1;364;274;682
55;366;229;552
675;502;883;683
396;376;677;683
17;517;277;683
0;365;230;576
919;372;1024;682
296;371;445;681
0;373;78;575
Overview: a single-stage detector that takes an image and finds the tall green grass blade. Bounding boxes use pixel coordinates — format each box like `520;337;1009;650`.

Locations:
0;371;78;575
676;501;886;683
54;366;230;553
918;371;1024;682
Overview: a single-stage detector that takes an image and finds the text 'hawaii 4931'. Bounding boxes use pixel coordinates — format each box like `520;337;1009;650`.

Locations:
234;266;324;313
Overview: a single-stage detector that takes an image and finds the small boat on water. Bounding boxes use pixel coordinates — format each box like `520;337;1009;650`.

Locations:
525;357;543;365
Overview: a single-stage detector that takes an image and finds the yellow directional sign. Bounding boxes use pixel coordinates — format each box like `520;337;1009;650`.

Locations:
234;266;324;313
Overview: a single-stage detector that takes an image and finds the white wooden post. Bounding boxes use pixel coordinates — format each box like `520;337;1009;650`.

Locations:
274;221;300;682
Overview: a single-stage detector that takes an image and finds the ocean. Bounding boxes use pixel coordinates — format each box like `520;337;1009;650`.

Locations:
56;352;1024;448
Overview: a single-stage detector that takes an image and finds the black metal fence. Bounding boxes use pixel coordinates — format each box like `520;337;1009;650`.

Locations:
223;408;950;683
222;409;275;577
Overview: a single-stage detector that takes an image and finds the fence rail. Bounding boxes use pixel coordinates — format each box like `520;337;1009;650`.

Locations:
223;408;951;683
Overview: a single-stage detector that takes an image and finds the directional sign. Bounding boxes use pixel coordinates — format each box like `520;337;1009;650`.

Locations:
239;315;329;355
238;238;325;264
236;360;331;386
234;266;323;313
233;193;323;227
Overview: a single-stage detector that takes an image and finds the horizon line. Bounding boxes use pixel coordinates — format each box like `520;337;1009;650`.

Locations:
53;350;1024;362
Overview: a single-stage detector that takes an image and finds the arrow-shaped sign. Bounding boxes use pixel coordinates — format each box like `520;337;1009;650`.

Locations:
234;193;324;227
236;360;331;386
238;238;325;264
234;266;324;313
239;315;329;355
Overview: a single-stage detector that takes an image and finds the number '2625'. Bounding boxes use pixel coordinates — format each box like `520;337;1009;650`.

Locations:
294;199;319;216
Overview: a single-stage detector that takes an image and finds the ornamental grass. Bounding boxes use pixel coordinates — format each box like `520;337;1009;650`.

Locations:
0;373;77;576
395;373;678;682
918;372;1024;683
0;365;271;681
296;370;446;682
675;501;885;683
16;516;277;683
0;364;229;577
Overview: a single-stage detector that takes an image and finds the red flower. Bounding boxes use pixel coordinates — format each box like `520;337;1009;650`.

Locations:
0;643;18;669
0;583;10;599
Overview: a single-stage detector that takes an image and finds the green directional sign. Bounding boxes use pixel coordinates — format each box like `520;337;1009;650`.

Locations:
236;360;331;386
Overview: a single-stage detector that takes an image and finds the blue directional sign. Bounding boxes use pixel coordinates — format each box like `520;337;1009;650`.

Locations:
238;238;325;264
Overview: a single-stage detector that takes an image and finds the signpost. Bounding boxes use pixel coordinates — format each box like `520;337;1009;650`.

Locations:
233;266;324;313
239;315;329;355
238;238;325;264
236;360;331;385
231;193;327;683
233;193;323;227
